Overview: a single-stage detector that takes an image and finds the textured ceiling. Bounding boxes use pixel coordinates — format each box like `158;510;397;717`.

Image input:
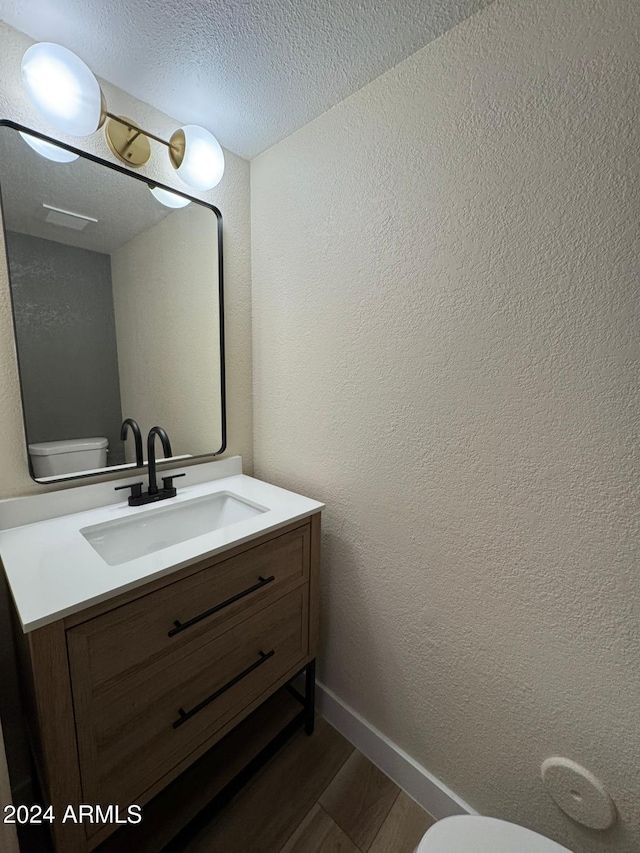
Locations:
0;0;491;159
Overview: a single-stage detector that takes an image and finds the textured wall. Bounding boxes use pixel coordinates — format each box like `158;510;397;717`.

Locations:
0;20;253;500
6;232;124;463
111;204;222;459
251;0;640;850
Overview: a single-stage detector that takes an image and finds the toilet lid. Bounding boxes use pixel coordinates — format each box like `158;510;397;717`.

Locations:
28;437;108;456
416;816;572;853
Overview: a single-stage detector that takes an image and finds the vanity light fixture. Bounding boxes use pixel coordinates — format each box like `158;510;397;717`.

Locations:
21;42;225;190
19;131;79;163
148;185;191;209
21;43;103;136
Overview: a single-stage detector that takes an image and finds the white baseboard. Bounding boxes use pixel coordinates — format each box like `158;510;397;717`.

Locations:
316;681;477;820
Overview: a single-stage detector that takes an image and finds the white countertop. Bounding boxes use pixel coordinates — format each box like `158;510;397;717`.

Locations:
0;470;323;633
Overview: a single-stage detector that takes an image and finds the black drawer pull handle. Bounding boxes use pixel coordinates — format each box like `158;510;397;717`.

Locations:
172;649;275;729
168;575;276;637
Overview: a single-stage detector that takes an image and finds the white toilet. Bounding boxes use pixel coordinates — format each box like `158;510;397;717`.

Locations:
416;816;572;852
28;437;108;478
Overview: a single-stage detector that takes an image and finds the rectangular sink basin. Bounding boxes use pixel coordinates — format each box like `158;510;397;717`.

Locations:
81;491;268;566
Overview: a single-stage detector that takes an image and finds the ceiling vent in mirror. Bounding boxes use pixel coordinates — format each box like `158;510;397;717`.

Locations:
41;204;98;231
21;42;224;191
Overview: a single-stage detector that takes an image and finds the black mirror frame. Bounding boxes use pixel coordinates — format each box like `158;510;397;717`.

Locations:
0;119;227;484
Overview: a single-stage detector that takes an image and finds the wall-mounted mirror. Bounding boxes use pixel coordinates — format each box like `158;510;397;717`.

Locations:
0;121;225;483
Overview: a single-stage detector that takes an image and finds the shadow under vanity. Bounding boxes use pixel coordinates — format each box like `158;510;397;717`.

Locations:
0;123;324;852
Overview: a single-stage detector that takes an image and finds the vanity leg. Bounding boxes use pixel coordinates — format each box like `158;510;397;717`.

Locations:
305;659;316;735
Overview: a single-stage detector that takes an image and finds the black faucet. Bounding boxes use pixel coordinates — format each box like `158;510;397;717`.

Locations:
120;418;143;467
147;426;172;495
115;425;185;506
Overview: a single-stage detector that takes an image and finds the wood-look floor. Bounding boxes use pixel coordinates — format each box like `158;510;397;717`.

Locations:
17;707;435;853
184;718;436;853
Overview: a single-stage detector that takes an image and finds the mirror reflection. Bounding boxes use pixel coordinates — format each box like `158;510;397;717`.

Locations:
0;124;224;482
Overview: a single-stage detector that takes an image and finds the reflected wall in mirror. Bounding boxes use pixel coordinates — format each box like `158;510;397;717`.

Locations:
0;122;225;483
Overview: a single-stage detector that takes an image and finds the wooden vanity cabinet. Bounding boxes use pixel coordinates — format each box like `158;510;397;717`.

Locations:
15;513;321;852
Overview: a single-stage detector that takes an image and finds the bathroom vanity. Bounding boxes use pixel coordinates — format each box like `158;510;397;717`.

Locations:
0;459;323;852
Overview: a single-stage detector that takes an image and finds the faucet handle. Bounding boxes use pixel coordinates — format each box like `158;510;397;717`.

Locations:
162;473;186;492
115;482;144;499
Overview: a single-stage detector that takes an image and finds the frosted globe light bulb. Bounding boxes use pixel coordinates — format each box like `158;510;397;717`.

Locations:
170;125;224;191
149;186;191;209
19;132;79;163
21;43;103;137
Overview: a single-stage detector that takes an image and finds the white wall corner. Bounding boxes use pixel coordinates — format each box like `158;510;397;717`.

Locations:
316;681;478;820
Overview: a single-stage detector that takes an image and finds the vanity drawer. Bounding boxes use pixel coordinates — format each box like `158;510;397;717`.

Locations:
68;523;310;687
73;586;308;811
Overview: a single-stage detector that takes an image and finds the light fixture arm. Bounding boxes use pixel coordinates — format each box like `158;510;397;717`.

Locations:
104;112;175;150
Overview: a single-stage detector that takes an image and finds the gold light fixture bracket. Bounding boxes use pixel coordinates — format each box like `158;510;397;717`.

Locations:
105;116;152;167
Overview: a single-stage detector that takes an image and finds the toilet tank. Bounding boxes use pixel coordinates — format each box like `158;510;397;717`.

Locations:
28;437;108;478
